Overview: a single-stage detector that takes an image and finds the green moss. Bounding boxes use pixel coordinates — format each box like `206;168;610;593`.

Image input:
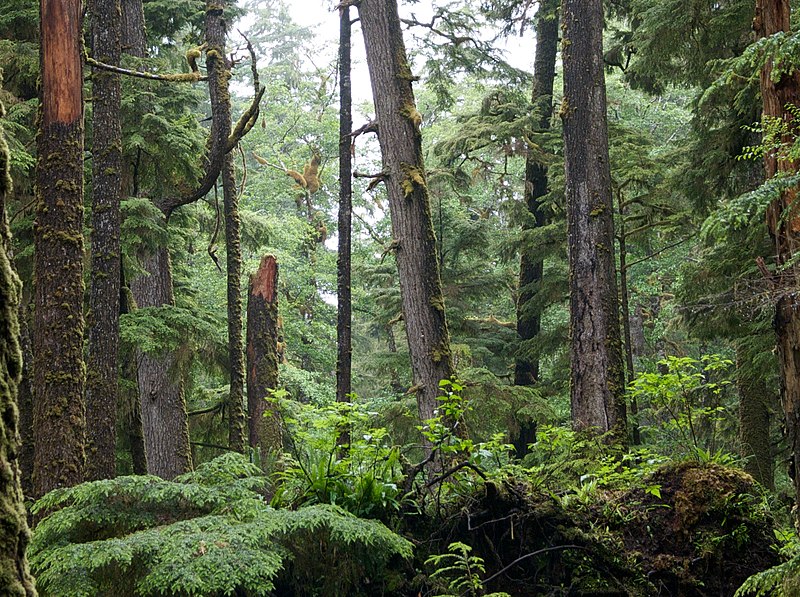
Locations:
400;104;422;129
399;163;426;197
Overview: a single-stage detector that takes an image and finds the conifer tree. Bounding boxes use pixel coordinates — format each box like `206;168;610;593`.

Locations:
357;0;455;429
33;0;87;496
561;0;626;437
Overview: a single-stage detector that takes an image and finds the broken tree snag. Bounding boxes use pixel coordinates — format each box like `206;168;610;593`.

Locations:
247;255;282;456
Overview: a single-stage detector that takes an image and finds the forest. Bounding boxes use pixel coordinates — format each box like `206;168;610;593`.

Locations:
4;0;800;595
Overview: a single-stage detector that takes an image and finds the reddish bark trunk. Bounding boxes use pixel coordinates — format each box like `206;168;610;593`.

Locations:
247;255;282;454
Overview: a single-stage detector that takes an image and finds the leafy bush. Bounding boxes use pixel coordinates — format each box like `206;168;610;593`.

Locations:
29;453;412;597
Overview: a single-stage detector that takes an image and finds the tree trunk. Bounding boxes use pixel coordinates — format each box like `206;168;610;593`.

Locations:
33;0;87;497
85;0;123;481
120;269;147;474
223;154;246;453
618;190;641;444
513;0;559;458
247;255;282;454
561;0;626;438
15;305;34;497
737;343;774;489
337;5;353;406
515;0;558;387
358;0;454;426
120;0;146;56
0;92;37;597
130;247;192;479
754;0;800;508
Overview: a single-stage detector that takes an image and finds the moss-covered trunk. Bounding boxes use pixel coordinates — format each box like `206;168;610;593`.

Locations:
85;0;123;481
130;247;192;479
755;0;800;509
0;84;37;597
561;0;626;439
736;343;774;489
336;5;353;406
33;0;87;497
247;255;282;454
358;0;454;428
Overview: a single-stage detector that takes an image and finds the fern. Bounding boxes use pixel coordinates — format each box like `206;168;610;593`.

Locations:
735;553;800;597
29;454;412;597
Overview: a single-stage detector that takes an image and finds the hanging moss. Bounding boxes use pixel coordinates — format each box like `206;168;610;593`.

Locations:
399;162;426;197
0;92;37;595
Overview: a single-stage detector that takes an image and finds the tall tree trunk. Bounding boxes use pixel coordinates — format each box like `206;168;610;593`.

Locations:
618;190;641;444
130;247;192;479
337;5;353;406
561;0;626;438
33;0;86;497
247;255;282;454
515;0;558;387
513;0;559;458
16;306;34;497
85;0;123;481
0;91;37;597
754;0;800;505
358;0;454;426
223;154;246;453
737;342;774;489
120;270;147;474
121;0;146;55
119;0;147;475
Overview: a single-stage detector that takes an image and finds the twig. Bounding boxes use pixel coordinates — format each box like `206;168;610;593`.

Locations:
425;461;487;488
482;545;585;586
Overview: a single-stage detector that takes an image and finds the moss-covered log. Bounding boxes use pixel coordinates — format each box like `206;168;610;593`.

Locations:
247;255;282;454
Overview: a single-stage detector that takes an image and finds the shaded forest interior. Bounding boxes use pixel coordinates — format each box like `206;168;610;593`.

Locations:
4;0;800;595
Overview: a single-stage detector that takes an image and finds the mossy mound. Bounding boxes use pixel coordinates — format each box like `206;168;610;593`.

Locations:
417;481;644;596
607;461;779;596
411;462;778;596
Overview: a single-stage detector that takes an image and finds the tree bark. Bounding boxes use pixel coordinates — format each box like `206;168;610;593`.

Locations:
0;91;37;597
247;255;282;454
513;0;559;458
358;0;455;426
33;0;87;497
337;5;353;406
754;0;800;508
618;190;641;444
120;0;146;56
223;154;246;453
561;0;626;438
737;343;774;489
130;247;192;479
85;0;123;481
515;0;558;387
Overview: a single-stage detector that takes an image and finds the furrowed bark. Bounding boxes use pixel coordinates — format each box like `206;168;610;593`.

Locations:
561;0;626;439
358;0;455;430
33;0;87;496
755;0;800;510
337;5;353;407
223;153;246;453
130;247;192;479
513;0;558;457
85;0;123;481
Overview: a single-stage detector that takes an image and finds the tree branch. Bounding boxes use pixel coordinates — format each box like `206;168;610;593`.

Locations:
86;55;207;82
